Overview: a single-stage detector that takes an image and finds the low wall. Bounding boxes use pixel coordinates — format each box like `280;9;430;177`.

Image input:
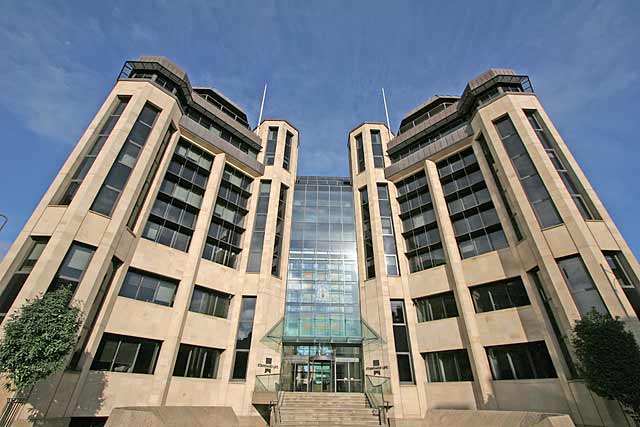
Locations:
391;409;575;427
104;406;239;427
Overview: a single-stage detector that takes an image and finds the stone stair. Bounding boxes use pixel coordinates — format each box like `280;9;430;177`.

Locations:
276;392;381;426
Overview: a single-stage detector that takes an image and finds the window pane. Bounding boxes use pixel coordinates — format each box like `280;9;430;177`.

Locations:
155;281;176;306
396;354;413;383
558;256;607;315
232;351;249;379
113;341;137;372
133;340;159;374
92;186;120;216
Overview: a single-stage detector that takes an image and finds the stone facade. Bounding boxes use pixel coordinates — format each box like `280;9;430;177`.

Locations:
0;57;638;427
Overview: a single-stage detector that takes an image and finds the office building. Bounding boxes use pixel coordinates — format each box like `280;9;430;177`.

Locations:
0;57;639;426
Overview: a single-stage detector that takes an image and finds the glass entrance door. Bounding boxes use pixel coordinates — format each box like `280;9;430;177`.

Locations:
335;359;362;392
292;363;309;392
310;361;332;392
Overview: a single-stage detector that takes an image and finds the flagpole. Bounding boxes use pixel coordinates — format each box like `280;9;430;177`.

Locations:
382;88;393;140
256;84;267;133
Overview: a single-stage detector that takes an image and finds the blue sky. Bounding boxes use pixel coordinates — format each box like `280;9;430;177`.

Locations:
0;0;639;257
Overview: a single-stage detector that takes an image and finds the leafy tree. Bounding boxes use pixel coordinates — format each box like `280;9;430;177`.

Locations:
572;310;640;423
0;286;82;393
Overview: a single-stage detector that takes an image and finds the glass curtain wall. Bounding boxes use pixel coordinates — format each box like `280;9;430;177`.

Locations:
282;177;363;392
286;177;360;340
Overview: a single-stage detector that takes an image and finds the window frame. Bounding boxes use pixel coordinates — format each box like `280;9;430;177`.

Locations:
189;286;232;318
424;349;473;382
415;291;459;322
118;268;178;307
91;333;161;374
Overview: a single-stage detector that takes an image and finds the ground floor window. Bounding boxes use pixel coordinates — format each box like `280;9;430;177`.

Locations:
91;333;161;374
69;417;108;427
424;349;473;382
486;341;556;380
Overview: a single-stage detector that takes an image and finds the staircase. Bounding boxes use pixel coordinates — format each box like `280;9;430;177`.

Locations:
276;392;381;426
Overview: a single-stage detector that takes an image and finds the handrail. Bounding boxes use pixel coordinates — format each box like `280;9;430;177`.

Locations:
256;374;282;426
365;375;391;426
268;389;284;426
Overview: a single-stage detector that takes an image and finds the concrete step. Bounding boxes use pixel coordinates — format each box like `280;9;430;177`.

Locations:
280;418;379;424
280;414;378;419
282;398;368;403
280;406;376;414
277;392;379;427
281;402;369;409
279;425;380;427
282;395;367;401
279;422;379;426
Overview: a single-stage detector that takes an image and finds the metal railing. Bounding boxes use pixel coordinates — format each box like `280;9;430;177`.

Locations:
0;397;25;427
364;375;391;426
268;391;284;427
255;374;283;426
255;373;281;392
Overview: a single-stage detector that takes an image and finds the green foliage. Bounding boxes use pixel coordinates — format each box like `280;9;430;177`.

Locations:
572;310;640;416
0;286;82;392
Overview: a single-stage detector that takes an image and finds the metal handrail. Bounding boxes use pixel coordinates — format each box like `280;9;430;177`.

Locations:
0;397;26;427
268;389;284;426
364;375;391;426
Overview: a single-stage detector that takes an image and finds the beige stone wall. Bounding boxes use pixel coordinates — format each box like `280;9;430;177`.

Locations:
349;91;639;426
0;78;298;426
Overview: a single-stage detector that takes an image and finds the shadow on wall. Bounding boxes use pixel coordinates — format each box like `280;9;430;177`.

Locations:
15;353;109;426
105;406;239;427
423;409;575;427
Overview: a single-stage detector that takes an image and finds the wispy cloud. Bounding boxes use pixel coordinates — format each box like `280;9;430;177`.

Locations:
0;240;11;261
0;4;107;143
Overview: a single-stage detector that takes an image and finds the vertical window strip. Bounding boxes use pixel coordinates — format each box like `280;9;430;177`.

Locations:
528;268;577;378
231;296;256;380
603;252;640;318
91;103;161;217
265;127;278;166
283;132;293;171
391;300;415;384
525;111;599;221
70;257;122;370
437;147;508;259
494;116;563;229
395;171;445;273
246;181;272;272
0;238;49;322
477;135;524;240
203;165;253;268
355;134;365;173
128;124;176;230
376;184;399;275
60;96;130;205
271;184;288;276
371;130;385;168
359;186;376;279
